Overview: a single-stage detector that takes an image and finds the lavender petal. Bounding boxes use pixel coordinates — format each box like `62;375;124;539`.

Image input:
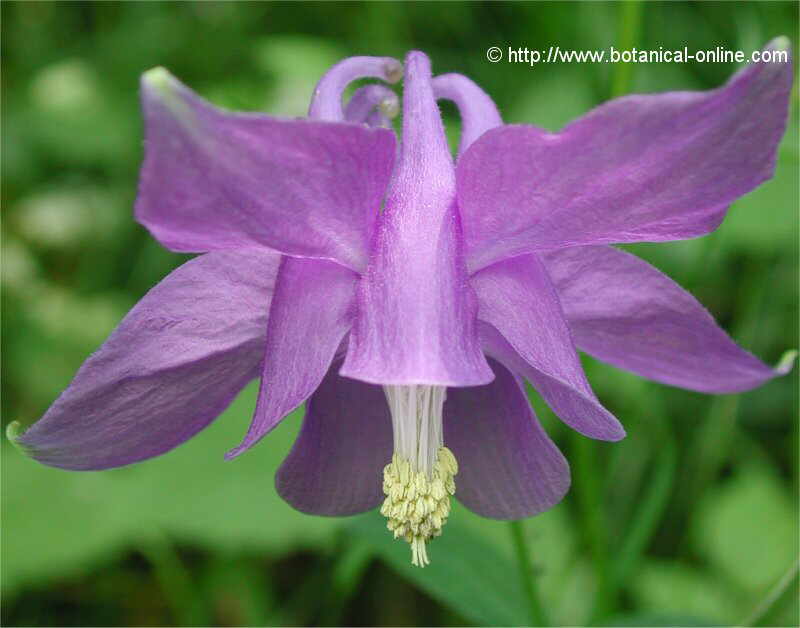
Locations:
15;249;280;470
226;257;358;459
341;51;493;387
445;358;570;519
276;363;392;515
473;254;625;441
136;68;396;271
457;40;793;272
543;245;794;392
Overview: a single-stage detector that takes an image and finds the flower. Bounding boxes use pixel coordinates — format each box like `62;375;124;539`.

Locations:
10;45;794;567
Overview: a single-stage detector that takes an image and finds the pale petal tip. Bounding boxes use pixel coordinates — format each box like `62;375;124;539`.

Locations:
770;36;791;52
775;349;797;375
142;66;175;92
6;420;30;455
140;66;197;126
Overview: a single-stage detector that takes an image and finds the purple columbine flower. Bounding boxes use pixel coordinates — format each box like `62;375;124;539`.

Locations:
10;44;795;567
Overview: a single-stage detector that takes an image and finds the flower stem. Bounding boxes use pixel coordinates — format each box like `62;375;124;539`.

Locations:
509;519;548;626
574;433;612;622
139;530;210;626
739;560;799;626
611;0;643;98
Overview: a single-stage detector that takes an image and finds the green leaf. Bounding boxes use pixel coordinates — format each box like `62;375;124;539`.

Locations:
252;35;345;117
602;612;724;627
611;432;677;592
1;382;336;594
456;498;593;626
630;561;735;623
692;461;797;593
348;510;529;626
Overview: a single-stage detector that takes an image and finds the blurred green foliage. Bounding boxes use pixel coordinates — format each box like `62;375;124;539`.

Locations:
1;2;798;626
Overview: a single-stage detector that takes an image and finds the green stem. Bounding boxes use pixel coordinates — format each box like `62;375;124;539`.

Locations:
739;560;799;627
574;433;612;621
678;266;772;557
611;0;643;98
139;531;210;627
509;519;548;626
319;536;374;626
610;431;676;593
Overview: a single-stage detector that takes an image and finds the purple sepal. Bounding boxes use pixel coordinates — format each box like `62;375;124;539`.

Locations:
16;249;280;470
458;42;793;272
543;245;793;393
226;257;358;459
473;254;625;441
136;69;396;271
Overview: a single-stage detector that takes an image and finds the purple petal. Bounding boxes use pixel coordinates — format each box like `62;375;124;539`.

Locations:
14;249;281;470
444;358;570;519
472;254;625;441
341;52;493;386
276;363;392;515
457;40;793;271
136;68;396;271
226;257;358;459
309;56;402;121
542;245;793;393
432;73;502;157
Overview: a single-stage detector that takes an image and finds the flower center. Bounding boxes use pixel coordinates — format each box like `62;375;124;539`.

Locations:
380;385;458;567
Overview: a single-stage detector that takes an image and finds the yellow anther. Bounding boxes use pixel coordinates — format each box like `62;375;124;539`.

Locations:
380;446;458;568
390;483;404;502
440;447;458;474
430;478;445;500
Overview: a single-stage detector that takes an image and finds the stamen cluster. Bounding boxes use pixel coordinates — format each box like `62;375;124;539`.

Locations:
380;447;458;566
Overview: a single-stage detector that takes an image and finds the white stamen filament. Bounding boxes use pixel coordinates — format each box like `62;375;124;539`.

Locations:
384;385;446;476
381;385;458;567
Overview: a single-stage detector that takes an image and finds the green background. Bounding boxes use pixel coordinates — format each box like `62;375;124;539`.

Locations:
2;1;798;626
